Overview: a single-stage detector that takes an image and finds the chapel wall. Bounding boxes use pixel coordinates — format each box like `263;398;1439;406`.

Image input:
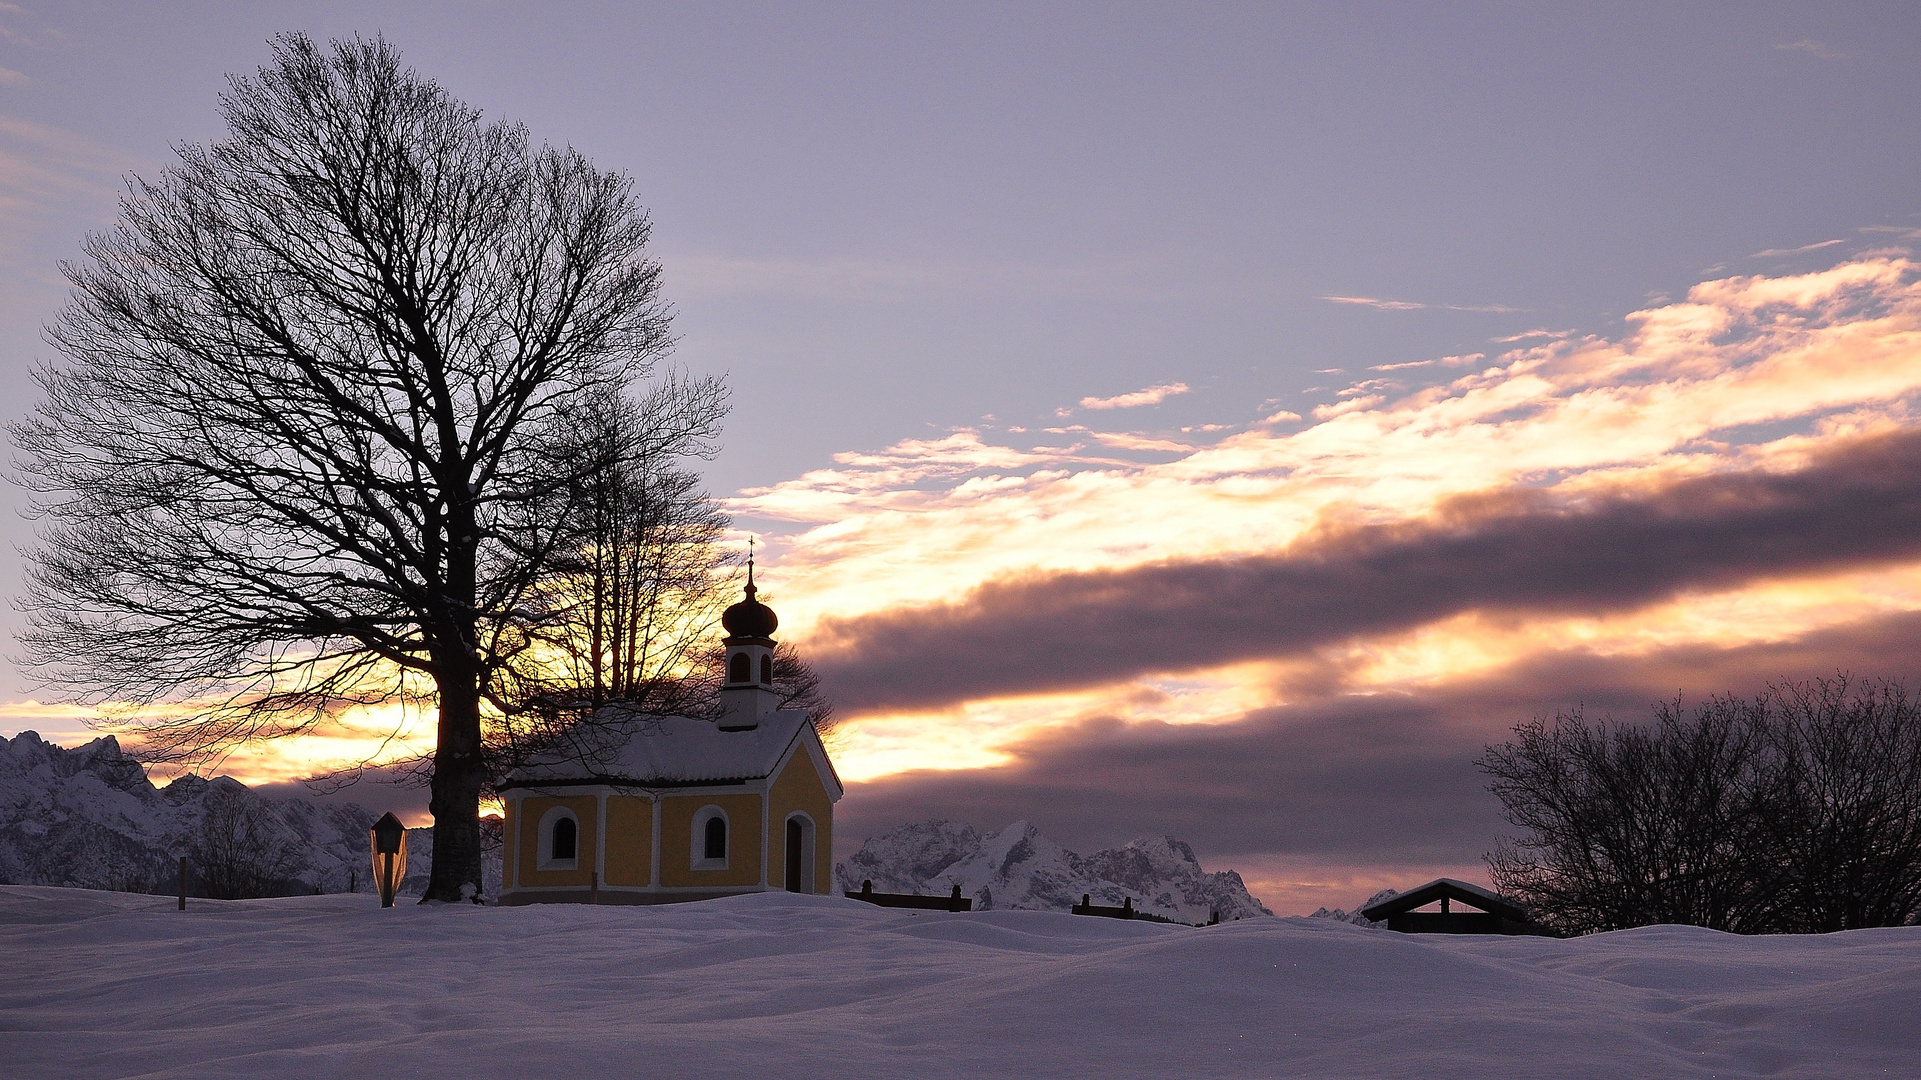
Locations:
658;792;763;888
768;748;835;894
515;794;599;889
603;795;654;887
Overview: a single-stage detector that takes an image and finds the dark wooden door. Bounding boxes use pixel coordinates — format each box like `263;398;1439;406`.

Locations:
785;818;804;892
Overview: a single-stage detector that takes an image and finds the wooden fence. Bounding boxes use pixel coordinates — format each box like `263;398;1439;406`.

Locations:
846;880;974;911
1071;894;1221;926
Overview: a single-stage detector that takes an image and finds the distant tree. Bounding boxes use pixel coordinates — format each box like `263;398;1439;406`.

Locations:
14;35;678;902
189;787;302;900
1482;677;1921;935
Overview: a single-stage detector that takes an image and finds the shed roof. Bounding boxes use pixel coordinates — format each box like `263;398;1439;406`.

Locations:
1358;878;1529;923
498;709;840;797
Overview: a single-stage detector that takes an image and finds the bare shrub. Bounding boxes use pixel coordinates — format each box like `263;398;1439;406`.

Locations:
1483;677;1921;935
188;788;302;900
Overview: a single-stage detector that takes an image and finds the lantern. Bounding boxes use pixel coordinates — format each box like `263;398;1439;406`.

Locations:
369;812;408;908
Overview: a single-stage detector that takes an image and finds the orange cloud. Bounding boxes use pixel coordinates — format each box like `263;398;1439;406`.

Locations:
1079;382;1190;410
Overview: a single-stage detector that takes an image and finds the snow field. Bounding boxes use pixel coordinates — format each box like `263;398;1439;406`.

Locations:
0;884;1915;1078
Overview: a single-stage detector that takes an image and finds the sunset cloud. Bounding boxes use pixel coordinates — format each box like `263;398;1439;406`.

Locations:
1320;295;1520;313
1078;382;1190;410
807;429;1921;713
1752;238;1846;258
1489;328;1572;343
839;610;1921;912
725;259;1921;817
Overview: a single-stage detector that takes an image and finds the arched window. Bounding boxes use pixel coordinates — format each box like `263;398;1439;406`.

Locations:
537;806;580;870
760;654;774;685
729;652;751;684
691;805;729;870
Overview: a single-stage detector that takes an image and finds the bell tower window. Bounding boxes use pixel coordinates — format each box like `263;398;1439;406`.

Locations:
729;652;751;684
760;654;773;685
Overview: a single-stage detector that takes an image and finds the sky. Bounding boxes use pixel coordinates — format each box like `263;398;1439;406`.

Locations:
4;2;1921;913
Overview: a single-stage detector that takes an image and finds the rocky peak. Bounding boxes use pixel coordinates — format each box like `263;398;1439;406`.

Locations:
837;819;1272;924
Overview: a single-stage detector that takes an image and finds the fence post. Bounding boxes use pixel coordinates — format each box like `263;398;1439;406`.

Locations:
177;856;187;911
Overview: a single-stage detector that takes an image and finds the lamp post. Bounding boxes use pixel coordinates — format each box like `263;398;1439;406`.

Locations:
370;812;408;908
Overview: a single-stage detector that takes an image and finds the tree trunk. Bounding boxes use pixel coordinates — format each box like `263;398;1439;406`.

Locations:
423;665;486;902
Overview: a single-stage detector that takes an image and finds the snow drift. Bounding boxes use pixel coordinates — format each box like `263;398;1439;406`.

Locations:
3;884;1913;1078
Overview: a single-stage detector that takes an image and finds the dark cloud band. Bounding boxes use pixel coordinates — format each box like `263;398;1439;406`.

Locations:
833;612;1921;888
812;429;1921;713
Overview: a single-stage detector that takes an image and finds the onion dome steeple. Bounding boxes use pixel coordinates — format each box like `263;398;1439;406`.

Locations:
721;553;778;642
718;541;780;730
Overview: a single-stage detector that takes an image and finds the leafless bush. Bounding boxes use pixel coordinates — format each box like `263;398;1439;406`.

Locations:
1483;677;1921;935
189;789;303;900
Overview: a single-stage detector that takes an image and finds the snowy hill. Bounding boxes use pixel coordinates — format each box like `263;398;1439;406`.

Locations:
0;730;497;897
5;885;1917;1078
837;819;1272;923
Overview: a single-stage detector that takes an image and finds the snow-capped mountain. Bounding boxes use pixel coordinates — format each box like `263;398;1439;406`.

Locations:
1308;887;1398;926
836;819;1272;923
0;730;498;898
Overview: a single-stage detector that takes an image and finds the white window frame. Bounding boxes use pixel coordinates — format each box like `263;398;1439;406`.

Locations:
691;805;729;871
538;806;581;871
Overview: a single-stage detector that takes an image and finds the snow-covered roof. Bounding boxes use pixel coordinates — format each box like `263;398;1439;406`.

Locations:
499;710;833;792
1358;877;1528;922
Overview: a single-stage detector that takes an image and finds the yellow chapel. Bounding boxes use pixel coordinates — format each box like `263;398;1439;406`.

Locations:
497;571;842;904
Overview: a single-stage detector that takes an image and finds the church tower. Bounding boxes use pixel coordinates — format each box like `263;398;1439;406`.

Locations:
717;556;780;730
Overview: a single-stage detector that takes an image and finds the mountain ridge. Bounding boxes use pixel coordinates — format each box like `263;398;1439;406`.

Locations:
0;729;498;897
836;818;1273;923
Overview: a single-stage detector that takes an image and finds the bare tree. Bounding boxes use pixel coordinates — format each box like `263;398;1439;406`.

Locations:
486;380;840;775
1483;699;1770;935
509;381;732;716
1483;677;1921;935
189;786;303;900
1757;678;1921;931
14;34;674;901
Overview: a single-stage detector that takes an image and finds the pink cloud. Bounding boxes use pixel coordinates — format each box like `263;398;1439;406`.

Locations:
1078;382;1191;411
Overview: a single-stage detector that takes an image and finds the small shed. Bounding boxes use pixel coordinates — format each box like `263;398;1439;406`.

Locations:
1358;878;1542;935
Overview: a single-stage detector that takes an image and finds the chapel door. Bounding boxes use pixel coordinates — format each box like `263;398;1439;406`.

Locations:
785;818;805;892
